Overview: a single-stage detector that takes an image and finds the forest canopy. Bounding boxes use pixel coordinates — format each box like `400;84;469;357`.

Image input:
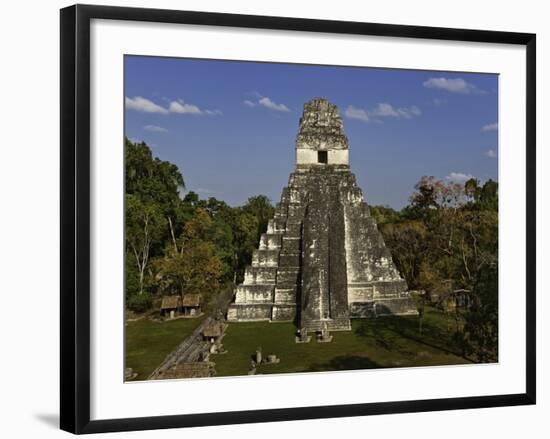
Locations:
125;138;274;313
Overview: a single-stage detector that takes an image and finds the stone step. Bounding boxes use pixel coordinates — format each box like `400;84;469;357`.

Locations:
251;249;280;267
275;268;300;287
288;188;304;203
243;266;278;285
234;284;275;303
281;236;300;252
278;252;300;267
227;303;273;321
284;222;302;235
259;233;283;250
279;188;290;204
267;218;286;234
274;287;297;303
287;204;306;218
274;203;289;216
271;304;297;321
301;318;351;332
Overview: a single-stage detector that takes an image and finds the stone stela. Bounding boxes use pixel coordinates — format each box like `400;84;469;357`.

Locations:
227;98;418;341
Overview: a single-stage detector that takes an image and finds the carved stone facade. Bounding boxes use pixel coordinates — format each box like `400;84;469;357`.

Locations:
226;98;418;334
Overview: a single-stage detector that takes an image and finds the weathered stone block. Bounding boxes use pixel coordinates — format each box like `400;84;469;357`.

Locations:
278;253;301;267
243;266;278;285
271;304;296;321
259;233;283;250
275;268;300;287
274;288;297;303
227;304;273;321
251;249;279;267
235;285;274;303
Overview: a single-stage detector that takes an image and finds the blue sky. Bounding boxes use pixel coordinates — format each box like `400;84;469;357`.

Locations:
125;56;498;209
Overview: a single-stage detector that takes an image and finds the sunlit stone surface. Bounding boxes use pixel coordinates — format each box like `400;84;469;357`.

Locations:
226;98;418;334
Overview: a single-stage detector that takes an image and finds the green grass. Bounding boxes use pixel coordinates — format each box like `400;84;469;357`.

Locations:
125;317;204;380
213;305;471;377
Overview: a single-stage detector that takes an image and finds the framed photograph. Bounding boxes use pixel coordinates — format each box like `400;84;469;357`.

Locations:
60;4;536;434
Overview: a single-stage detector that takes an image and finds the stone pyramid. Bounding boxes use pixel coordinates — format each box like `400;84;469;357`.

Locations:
227;98;418;335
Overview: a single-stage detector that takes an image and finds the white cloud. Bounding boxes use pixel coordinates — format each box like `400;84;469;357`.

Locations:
486;149;498;158
143;125;167;133
344;103;421;123
258;96;290;112
433;98;445;106
204;109;223;116
125;96;221;116
374;103;421;119
482;122;498;132
423;77;484;94
169;100;203;115
344;105;370;122
243;95;290;112
371;103;399;117
445;172;474;183
125;96;169;114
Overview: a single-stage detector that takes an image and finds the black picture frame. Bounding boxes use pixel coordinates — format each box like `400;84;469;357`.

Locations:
60;4;536;434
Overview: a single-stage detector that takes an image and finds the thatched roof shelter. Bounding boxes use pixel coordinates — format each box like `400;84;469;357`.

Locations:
182;294;201;307
203;322;224;338
161;295;181;310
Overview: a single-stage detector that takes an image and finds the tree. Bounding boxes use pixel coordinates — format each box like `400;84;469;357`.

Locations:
125;138;184;204
380;220;429;288
125;137;186;249
242;195;274;243
233;212;259;283
154;209;224;308
125;195;165;295
370;205;400;225
461;262;498;361
378;175;499;362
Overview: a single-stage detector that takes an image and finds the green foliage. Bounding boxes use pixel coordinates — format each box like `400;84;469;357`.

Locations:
127;291;153;313
232;212;259;283
126;137;184;206
242;195;275;244
369;205;400;225
126;194;166;295
124;138;274;314
125;255;141;298
380;220;429;289
378;176;499;362
154;209;225;308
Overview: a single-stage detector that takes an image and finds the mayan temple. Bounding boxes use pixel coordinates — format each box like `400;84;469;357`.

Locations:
226;98;418;338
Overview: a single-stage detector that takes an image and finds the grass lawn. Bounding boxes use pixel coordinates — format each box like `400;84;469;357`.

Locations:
125;317;204;380
214;305;472;377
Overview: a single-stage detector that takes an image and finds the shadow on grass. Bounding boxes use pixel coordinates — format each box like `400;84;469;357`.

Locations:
306;355;382;372
354;314;473;362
